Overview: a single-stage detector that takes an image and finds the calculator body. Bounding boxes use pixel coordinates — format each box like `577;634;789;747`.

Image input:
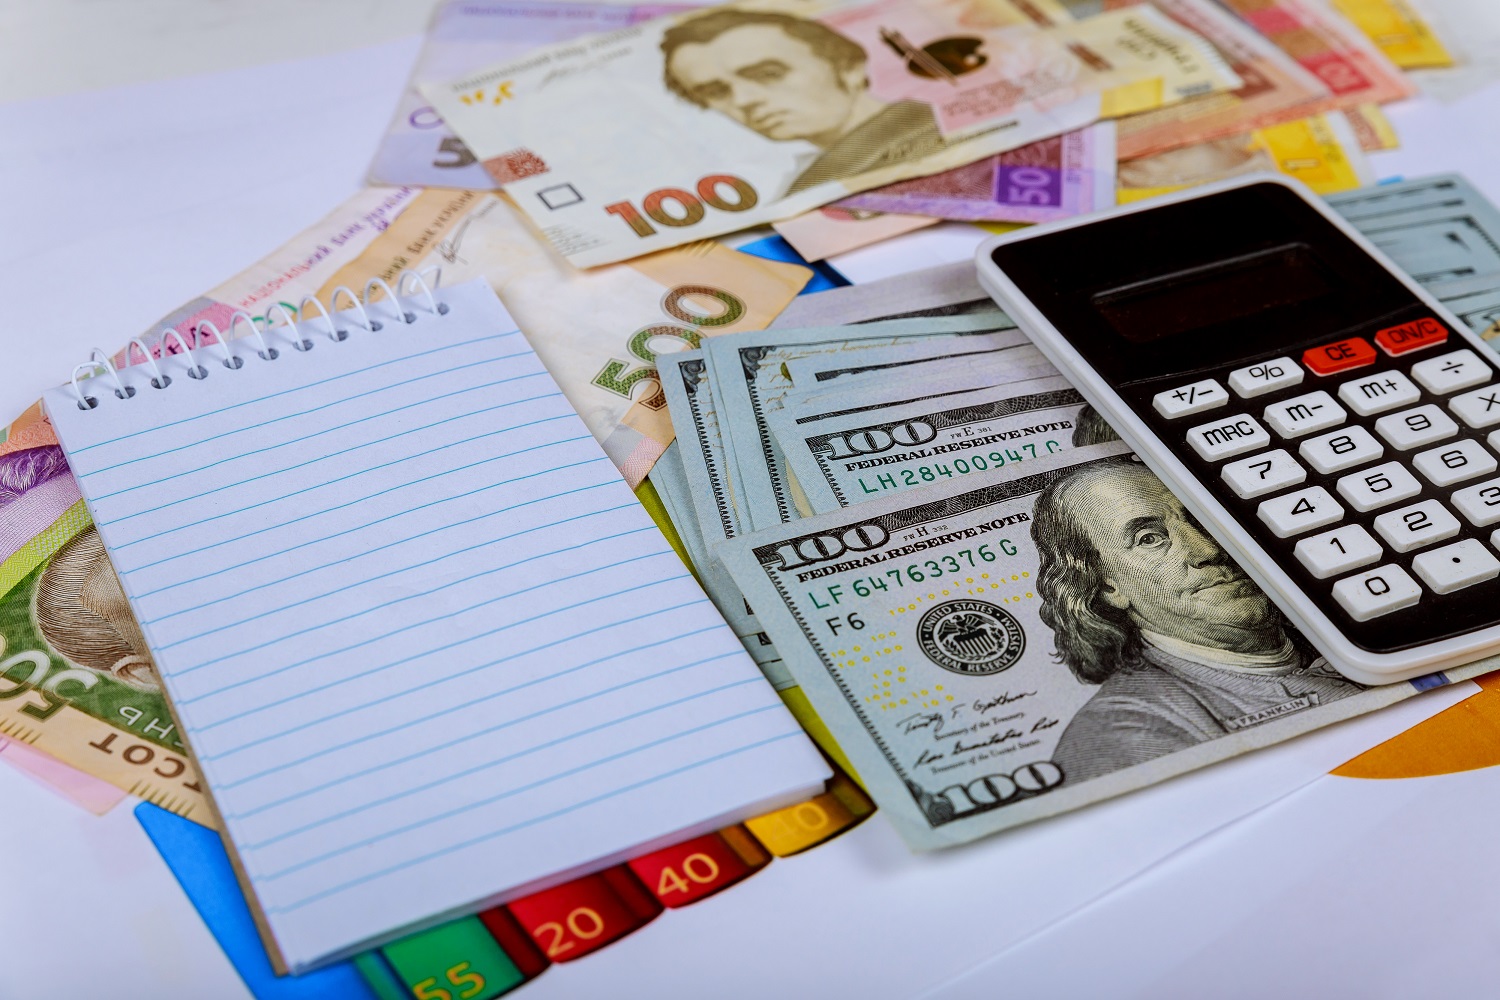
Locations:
976;173;1500;685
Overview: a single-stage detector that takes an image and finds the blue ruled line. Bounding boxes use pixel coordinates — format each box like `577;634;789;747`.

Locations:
242;674;761;848
261;706;787;886
138;498;637;622
207;616;725;772
266;729;802;913
177;550;681;684
158;522;654;653
113;424;590;552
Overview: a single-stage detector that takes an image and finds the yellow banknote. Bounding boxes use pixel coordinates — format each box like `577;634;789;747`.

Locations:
1330;0;1454;69
1118;112;1371;203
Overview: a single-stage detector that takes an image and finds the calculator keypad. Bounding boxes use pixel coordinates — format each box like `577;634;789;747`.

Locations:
1136;314;1500;642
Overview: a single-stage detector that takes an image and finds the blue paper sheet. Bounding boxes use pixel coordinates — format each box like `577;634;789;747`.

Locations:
135;803;375;1000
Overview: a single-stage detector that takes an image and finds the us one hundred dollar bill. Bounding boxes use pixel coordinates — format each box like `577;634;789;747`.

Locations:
421;0;1241;265
771;374;1084;515
717;442;1495;848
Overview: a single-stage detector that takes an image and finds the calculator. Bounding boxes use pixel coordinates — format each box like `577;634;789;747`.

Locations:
975;174;1500;685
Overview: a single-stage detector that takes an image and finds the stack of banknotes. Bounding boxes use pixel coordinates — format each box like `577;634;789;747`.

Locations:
5;0;1497;850
637;173;1500;847
374;0;1451;260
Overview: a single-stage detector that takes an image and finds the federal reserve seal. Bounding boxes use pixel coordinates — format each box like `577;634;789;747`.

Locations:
916;600;1025;676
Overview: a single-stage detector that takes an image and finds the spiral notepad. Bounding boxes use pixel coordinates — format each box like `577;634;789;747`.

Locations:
43;276;827;973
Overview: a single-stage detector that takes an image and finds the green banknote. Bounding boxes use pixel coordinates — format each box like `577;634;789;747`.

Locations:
0;496;210;822
717;442;1494;848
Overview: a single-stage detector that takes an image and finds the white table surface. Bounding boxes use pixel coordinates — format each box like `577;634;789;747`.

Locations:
5;3;1500;998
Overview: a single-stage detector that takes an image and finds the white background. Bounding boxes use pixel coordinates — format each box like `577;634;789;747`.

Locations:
6;2;1500;998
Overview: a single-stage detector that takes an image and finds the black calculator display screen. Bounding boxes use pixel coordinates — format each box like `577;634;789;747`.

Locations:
1093;244;1336;345
988;182;1414;386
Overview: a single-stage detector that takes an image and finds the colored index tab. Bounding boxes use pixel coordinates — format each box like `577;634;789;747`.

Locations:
1376;317;1448;356
382;916;526;1000
745;772;875;856
629;827;771;908
506;867;661;963
1303;337;1376;375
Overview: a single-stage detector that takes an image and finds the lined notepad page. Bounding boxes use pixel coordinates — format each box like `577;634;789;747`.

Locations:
45;279;827;972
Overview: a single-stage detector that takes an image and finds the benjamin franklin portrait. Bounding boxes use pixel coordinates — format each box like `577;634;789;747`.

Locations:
0;445;159;691
1031;454;1364;783
661;10;945;195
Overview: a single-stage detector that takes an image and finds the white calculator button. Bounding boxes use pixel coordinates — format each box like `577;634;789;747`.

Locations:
1298;425;1383;475
1228;357;1304;398
1333;565;1422;621
1411;349;1492;394
1372;500;1461;553
1187;414;1270;461
1294;525;1382;579
1153;379;1227;419
1263;391;1346;439
1373;404;1458;450
1258;487;1344;538
1449;384;1500;429
1412;539;1500;595
1336;461;1423;512
1221;449;1306;499
1337;370;1421;416
1451;477;1500;526
1413;439;1498;487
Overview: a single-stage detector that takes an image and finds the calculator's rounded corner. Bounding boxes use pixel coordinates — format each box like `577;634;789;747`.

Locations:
1298;621;1495;687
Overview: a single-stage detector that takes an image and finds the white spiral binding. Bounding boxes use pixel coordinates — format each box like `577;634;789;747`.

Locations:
67;269;447;411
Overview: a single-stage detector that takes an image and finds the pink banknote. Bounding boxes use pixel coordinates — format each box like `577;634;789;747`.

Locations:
0;736;127;815
831;122;1115;223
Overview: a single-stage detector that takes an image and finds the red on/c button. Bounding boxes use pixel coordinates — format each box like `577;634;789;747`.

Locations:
1375;317;1448;356
1303;337;1376;375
